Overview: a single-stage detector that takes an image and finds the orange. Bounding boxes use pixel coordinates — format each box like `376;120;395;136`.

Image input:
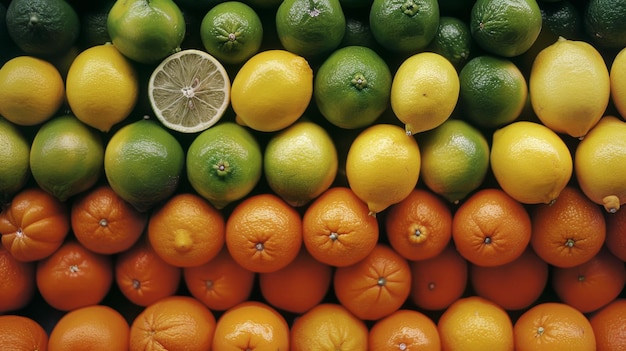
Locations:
470;248;549;311
0;315;48;351
409;244;468;311
148;192;225;267
605;207;626;261
531;185;606;268
71;184;147;255
290;303;369;351
129;295;216;351
369;309;441;351
212;301;289;350
259;248;332;314
590;298;626;351
552;249;626;314
225;193;302;273
451;188;532;267
115;239;182;307
36;240;113;311
183;247;256;311
385;188;453;261
438;296;514;351
333;244;412;321
513;302;596;351
0;245;35;313
48;305;129;351
301;186;378;267
0;187;69;262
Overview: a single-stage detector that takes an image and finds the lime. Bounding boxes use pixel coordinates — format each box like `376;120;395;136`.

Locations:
470;0;543;57
275;0;346;58
314;46;392;129
104;118;184;212
264;121;338;207
148;49;231;134
107;0;186;64
416;119;490;204
5;0;80;56
77;0;114;48
427;16;472;71
200;2;264;65
0;117;30;204
186;122;263;210
459;55;528;129
584;0;626;50
369;0;440;54
540;0;583;39
30;115;104;202
340;16;379;50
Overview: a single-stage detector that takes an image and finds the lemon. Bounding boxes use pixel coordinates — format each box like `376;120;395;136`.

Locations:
575;116;626;213
148;49;230;134
390;52;460;135
0;117;30;204
264;121;338;207
231;49;313;132
30;115;104;202
0;56;64;126
104;118;184;212
417;119;490;204
346;123;421;215
610;47;626;120
66;43;139;133
529;36;610;138
490;121;573;205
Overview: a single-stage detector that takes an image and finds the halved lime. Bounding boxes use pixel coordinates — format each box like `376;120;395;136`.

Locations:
148;49;231;133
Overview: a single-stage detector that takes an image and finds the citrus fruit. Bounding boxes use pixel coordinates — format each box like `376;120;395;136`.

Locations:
77;0;114;48
48;305;129;351
340;15;378;49
606;206;626;261
458;55;528;129
200;1;264;65
529;36;610;138
186;122;263;209
148;192;225;267
584;0;626;50
148;49;231;133
575;115;626;213
104;118;185;212
369;309;441;351
390;52;460;135
611;47;626;119
346;124;421;214
0;246;35;313
490;120;573;205
417;119;490;204
427;16;472;70
107;0;186;64
590;299;626;350
29;115;104;202
66;43;139;132
314;45;392;129
0;56;64;126
0;315;48;351
470;0;542;57
438;296;515;351
231;49;313;132
264;121;338;207
540;0;583;39
5;0;80;56
275;0;346;58
369;0;440;53
0;117;30;204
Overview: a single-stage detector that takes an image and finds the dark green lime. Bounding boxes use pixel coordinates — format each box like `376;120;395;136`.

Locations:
428;16;472;70
340;16;378;50
78;0;114;49
584;0;626;50
540;0;582;39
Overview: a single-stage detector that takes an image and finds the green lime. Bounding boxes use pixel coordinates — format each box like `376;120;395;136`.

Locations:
5;0;80;56
369;0;440;54
416;119;490;204
104;118;184;212
340;15;378;49
30;115;104;202
107;0;186;64
77;0;114;49
275;0;346;58
540;0;583;40
200;1;264;65
264;121;338;207
459;55;528;129
0;117;30;204
584;0;626;50
427;16;472;71
186;122;263;209
314;45;392;129
470;0;543;57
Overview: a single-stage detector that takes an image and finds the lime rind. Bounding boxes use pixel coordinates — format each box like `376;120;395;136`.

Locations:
148;49;231;134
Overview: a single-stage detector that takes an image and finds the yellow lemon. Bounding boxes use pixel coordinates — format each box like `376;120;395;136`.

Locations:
529;36;610;138
490;121;573;205
346;123;421;215
610;47;626;120
231;49;313;132
66;43;139;132
390;52;460;135
575;115;626;213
